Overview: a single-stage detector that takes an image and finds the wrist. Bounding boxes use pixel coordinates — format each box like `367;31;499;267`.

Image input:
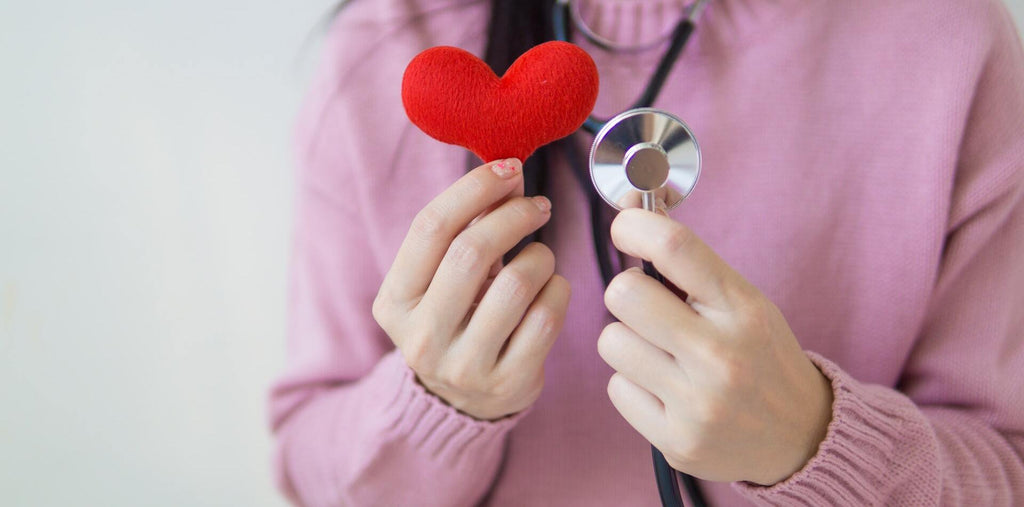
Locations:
413;371;530;422
756;359;834;486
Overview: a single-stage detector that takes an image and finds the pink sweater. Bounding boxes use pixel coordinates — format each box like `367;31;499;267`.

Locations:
268;0;1024;504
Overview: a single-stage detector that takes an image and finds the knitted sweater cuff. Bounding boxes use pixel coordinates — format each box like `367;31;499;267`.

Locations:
732;351;930;505
373;349;530;463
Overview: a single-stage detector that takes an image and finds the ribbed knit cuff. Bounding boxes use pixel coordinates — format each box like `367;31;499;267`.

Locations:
732;351;933;505
371;349;530;465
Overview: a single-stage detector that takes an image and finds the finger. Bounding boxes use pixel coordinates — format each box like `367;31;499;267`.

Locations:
604;267;705;358
382;158;523;305
467;176;526;300
458;242;556;364
610;209;737;309
597;322;685;402
615;190;643;210
420;195;552;334
653;196;669;216
496;274;570;372
615;188;674;210
472;259;505;306
607;373;669;450
468;170;525;227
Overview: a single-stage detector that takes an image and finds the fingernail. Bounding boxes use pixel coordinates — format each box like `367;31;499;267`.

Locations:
533;195;551;212
655;197;668;215
491;158;520;179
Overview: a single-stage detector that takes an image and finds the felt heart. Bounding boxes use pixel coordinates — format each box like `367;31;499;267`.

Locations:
401;41;599;163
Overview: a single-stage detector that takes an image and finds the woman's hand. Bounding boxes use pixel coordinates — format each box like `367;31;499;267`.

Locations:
373;158;570;421
598;208;833;486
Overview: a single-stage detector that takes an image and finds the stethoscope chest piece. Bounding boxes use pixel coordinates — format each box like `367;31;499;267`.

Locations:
588;108;701;212
586;107;706;507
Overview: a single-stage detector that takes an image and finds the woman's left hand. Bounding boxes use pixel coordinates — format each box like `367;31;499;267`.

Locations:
599;208;834;486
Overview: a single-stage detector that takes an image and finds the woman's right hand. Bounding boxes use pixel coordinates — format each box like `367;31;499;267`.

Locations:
372;158;571;421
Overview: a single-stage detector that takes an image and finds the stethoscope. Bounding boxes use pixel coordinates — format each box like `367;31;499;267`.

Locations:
554;1;709;506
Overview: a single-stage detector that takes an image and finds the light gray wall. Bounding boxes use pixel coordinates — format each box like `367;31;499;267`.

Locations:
1012;0;1024;31
1;1;1023;505
0;1;334;505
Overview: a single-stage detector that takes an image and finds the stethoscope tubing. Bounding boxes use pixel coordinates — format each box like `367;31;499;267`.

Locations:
556;0;703;136
554;1;710;506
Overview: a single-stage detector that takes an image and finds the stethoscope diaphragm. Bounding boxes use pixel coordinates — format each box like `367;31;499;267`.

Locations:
588;108;701;212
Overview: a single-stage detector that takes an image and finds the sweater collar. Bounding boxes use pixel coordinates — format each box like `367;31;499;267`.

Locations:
573;0;804;49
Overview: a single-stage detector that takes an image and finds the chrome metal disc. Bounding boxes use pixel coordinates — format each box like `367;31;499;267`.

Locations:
589;108;701;211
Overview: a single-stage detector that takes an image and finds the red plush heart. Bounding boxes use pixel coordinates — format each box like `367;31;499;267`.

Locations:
401;41;599;163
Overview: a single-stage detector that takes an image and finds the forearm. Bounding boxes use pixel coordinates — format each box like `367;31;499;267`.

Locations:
273;350;524;507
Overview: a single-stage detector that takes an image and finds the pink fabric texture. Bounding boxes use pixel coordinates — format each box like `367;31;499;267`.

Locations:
268;0;1024;504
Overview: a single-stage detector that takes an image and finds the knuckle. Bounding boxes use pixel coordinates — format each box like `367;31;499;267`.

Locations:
657;223;696;257
529;305;560;338
509;197;537;220
490;373;522;399
714;356;741;390
401;336;434;373
692;395;726;429
494;266;534;301
664;455;685;472
448;364;480;391
733;293;774;332
488;368;514;395
703;340;743;388
722;347;751;388
371;291;389;327
666;428;699;464
490;379;516;400
663;440;696;471
372;284;402;331
728;278;759;306
448;231;491;273
411;206;448;240
460;170;487;198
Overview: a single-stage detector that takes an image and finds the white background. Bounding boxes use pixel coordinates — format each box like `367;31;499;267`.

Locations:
2;1;1023;506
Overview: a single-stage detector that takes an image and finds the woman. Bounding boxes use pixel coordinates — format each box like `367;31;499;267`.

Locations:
268;0;1024;504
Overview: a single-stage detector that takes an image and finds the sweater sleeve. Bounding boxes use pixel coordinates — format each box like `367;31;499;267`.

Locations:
734;3;1024;505
268;183;526;507
266;2;521;505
